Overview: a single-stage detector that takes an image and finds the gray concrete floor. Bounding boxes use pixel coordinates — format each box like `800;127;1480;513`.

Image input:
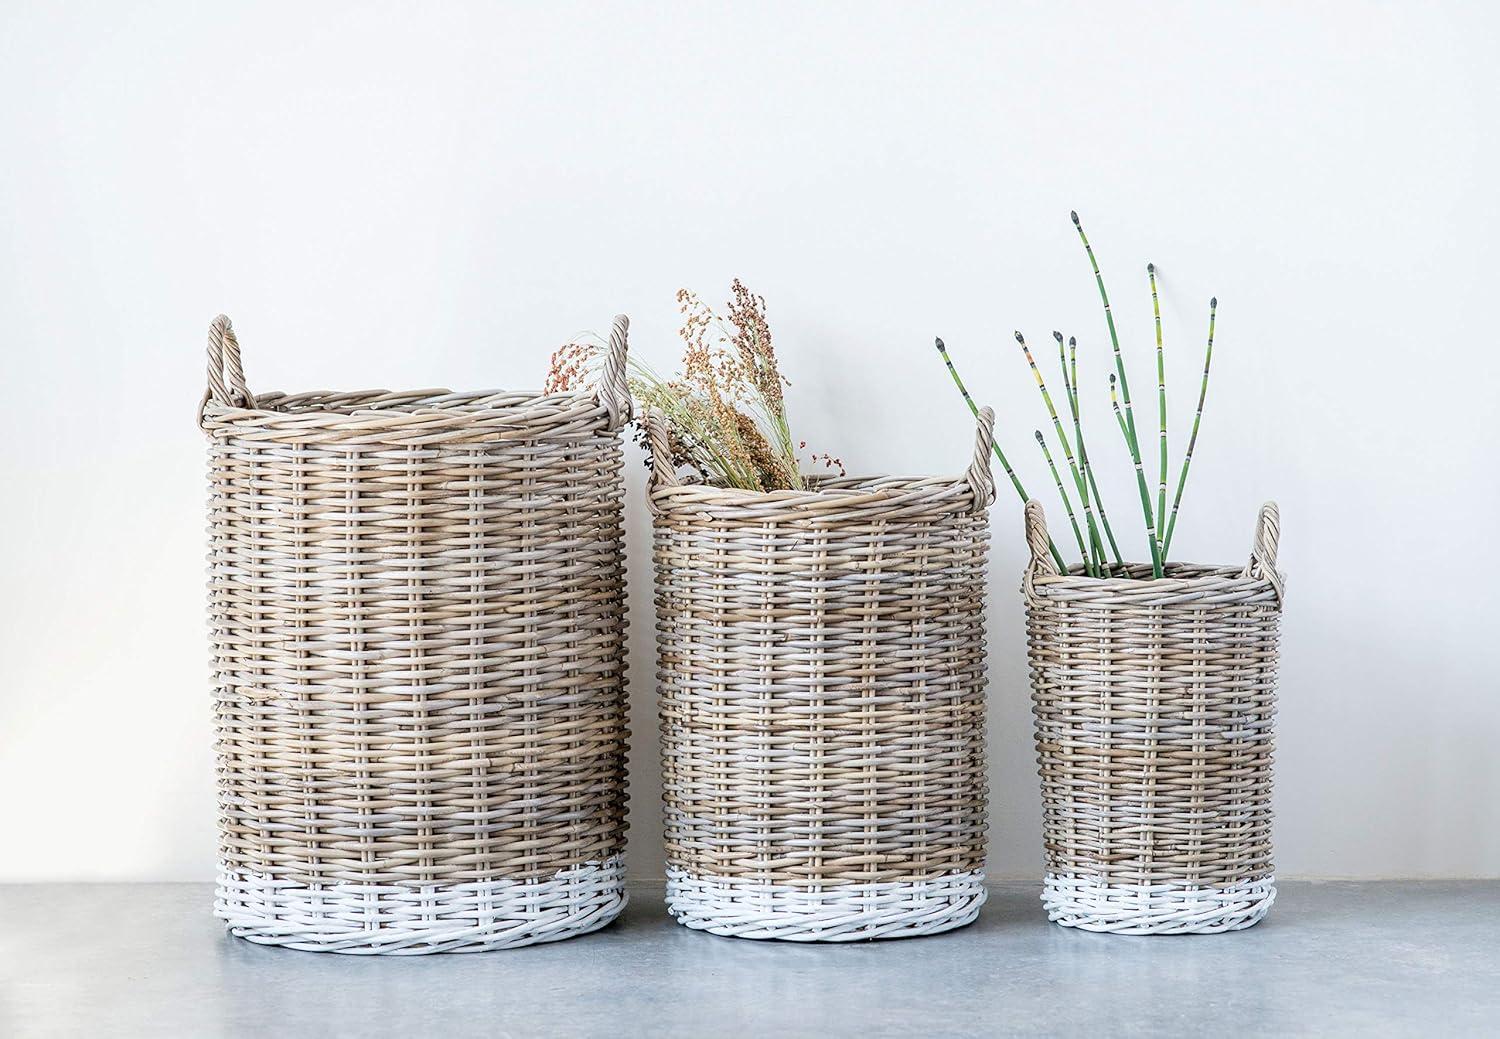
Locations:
0;882;1495;1038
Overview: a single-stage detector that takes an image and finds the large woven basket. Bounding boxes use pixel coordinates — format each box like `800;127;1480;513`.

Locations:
1022;498;1284;934
199;314;632;954
647;408;998;942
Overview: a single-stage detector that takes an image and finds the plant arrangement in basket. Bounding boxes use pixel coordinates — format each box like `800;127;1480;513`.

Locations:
546;280;842;490
935;212;1219;579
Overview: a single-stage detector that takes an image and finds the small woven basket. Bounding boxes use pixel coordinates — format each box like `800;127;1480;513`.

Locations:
1022;498;1285;934
648;409;998;942
200;314;632;954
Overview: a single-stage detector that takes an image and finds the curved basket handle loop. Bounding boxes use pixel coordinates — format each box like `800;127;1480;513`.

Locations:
644;411;681;503
199;314;251;427
595;314;631;432
1024;499;1059;580
207;314;250;406
962;406;998;514
1243;500;1285;606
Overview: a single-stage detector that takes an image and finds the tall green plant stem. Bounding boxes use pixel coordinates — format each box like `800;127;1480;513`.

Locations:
1019;331;1102;576
1034;430;1090;568
1063;333;1123;571
1161;298;1217;556
1075;211;1162;576
1055;334;1102;574
935;337;1067;571
1149;263;1167;542
1111;374;1165;578
1073;211;1138;445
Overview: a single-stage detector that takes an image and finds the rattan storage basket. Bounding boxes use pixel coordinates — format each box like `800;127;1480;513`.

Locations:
1022;498;1284;934
647;408;998;942
199;314;632;954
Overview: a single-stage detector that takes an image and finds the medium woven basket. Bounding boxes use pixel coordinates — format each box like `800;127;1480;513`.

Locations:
1022;498;1285;934
647;408;998;942
199;314;632;954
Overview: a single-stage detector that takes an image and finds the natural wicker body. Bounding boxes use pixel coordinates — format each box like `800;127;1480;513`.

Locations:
200;314;632;953
1022;499;1284;934
649;410;997;941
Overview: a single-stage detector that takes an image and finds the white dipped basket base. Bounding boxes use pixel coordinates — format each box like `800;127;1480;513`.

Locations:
215;856;627;954
665;868;987;942
1042;873;1276;935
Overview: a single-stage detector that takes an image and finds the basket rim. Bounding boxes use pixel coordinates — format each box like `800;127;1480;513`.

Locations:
200;386;613;435
1025;561;1284;605
643;407;998;521
1021;499;1284;609
648;472;987;519
199;313;633;438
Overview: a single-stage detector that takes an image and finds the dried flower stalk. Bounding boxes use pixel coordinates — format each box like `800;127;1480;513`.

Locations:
549;282;833;493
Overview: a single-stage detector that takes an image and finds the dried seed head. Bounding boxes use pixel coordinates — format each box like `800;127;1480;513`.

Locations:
655;281;830;492
544;339;602;394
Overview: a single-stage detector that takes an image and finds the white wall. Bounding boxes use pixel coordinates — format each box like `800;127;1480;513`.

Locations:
1;1;1495;883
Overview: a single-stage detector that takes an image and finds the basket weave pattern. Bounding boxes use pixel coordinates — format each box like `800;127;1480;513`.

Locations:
1022;498;1284;934
201;314;632;953
649;409;997;941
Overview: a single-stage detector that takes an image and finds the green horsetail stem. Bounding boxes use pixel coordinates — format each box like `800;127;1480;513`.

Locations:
1057;331;1076;420
1055;333;1101;574
1073;210;1139;447
1149;263;1168;543
936;337;1026;499
1109;374;1128;437
1076;210;1159;573
1161;298;1218;556
1068;333;1078;397
1064;333;1122;571
1111;374;1165;578
936;337;1067;571
1050;332;1110;575
1034;430;1091;568
1018;331;1102;575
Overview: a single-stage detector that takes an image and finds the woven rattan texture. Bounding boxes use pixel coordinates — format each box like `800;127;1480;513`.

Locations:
201;316;631;940
649;410;997;894
1021;499;1283;932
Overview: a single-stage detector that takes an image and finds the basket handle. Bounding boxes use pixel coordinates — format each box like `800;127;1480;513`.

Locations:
963;406;998;514
198;314;252;427
644;410;681;495
1027;499;1284;602
595;314;632;432
1243;501;1285;605
1024;499;1059;579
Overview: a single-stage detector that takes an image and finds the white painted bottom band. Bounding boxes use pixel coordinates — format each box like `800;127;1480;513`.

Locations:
665;867;987;942
1042;872;1275;934
216;856;627;954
